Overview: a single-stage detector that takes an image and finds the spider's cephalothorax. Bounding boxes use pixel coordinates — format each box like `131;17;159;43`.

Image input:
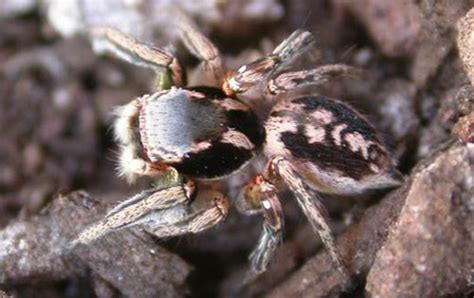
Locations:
124;86;265;181
74;11;402;279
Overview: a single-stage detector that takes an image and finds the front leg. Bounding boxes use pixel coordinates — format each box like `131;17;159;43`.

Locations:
72;173;195;245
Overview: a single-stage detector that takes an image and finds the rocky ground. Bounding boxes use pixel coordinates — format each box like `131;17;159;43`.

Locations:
0;1;473;297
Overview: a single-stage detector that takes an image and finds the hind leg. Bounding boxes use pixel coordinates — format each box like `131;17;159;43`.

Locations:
243;157;351;278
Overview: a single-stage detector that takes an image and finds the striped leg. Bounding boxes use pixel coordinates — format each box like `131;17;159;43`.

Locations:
89;27;184;89
223;30;315;96
266;64;362;95
172;8;224;83
73;173;195;245
268;156;350;278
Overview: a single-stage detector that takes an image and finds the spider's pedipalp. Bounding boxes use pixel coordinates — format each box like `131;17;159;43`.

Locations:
113;98;141;145
116;144;147;183
113;96;169;182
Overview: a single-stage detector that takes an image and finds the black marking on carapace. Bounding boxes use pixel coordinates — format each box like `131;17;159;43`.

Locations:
292;95;378;143
188;86;227;100
190;86;266;149
280;125;376;180
171;141;253;179
225;109;266;149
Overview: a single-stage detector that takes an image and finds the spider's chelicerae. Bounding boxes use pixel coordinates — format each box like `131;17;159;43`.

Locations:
73;12;402;277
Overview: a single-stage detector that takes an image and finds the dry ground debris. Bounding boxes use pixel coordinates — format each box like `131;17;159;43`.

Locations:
0;192;191;298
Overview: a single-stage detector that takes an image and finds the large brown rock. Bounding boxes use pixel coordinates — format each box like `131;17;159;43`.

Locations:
366;141;474;297
0;191;192;298
458;7;474;87
334;0;421;57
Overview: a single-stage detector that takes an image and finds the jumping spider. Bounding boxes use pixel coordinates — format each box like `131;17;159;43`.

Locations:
73;11;402;277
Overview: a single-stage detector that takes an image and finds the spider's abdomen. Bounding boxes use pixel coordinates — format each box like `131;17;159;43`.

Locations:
264;95;401;194
138;87;265;179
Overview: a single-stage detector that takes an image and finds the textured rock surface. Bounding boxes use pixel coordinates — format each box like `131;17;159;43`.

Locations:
453;111;474;143
458;7;474;87
335;0;421;57
411;0;473;87
0;191;192;298
366;142;474;297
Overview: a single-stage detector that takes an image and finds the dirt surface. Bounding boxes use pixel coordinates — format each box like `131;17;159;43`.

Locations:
0;1;473;297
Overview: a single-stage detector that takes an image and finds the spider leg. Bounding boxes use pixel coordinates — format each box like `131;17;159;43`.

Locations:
265;156;351;278
89;27;184;89
249;184;284;273
72;174;195;245
173;8;224;83
223;30;315;96
141;188;229;237
267;64;362;95
239;176;284;273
